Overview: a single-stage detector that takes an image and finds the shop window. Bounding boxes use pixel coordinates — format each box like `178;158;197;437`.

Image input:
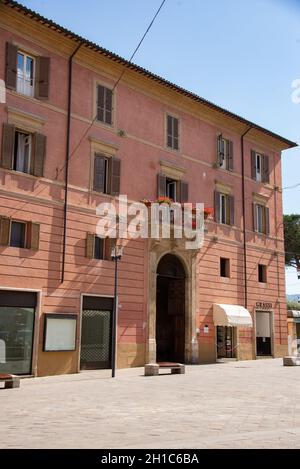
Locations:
0;290;36;375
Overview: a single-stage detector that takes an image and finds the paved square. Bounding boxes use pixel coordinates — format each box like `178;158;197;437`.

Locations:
1;358;299;449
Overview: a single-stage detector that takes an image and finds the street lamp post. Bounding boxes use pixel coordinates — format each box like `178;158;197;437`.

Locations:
111;245;123;378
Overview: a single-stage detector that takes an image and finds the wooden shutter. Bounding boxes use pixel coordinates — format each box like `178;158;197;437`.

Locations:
110;157;121;195
228;195;235;226
173;117;179;150
265;207;270;236
262;154;270;184
167;115;173;148
26;222;40;250
252;203;257;232
228;140;234;171
216;135;222;166
93;155;106;192
157;173;166;197
251;150;257;180
36;57;50;99
180;180;189;203
214;191;220;223
32;133;46;177
0;217;10;246
105;88;113;125
97;85;105;121
1;123;14;170
86;233;95;259
5;42;17;90
104;237;116;261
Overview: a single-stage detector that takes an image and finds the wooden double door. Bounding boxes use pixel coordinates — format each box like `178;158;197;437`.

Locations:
156;275;185;363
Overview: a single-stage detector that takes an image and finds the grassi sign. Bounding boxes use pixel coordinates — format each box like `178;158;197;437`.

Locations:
96;195;205;250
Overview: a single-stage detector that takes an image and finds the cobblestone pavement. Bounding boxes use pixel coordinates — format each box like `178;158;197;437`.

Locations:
0;358;299;449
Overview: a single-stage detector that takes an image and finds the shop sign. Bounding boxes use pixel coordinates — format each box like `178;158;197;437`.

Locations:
256;302;273;310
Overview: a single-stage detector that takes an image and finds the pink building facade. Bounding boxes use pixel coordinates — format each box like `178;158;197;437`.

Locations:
0;0;296;376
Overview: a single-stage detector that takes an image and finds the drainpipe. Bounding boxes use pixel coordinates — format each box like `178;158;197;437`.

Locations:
61;42;83;283
241;126;253;308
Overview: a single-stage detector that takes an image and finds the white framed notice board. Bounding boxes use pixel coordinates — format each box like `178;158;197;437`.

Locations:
43;314;77;352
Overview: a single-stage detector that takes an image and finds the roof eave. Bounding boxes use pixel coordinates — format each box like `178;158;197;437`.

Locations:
2;0;298;150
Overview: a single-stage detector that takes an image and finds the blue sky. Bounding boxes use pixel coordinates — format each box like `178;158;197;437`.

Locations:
19;0;300;293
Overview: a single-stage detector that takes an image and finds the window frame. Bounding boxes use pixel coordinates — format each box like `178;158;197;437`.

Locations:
166;114;180;151
255;152;263;182
255;203;266;234
219;193;230;225
94;236;105;260
9;220;27;248
96;83;114;126
219;138;229;169
93;153;110;194
258;264;267;283
13;129;32;174
220;257;230;278
166;178;177;202
17;50;35;98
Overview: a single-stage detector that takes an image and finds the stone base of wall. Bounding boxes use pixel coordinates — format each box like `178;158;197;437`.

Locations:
274;343;288;358
198;341;216;364
117;343;146;369
37;350;78;377
237;343;254;361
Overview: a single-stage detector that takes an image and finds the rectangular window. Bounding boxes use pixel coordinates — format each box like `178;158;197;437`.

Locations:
220;258;230;278
256;153;262;182
10;221;26;248
14;131;32;174
215;191;234;226
258;264;267;283
220;194;227;224
167;115;179;150
0;305;35;375
93;155;109;193
166;178;177;201
97;85;113;125
252;151;269;183
17;51;35;97
254;203;269;235
94;237;104;260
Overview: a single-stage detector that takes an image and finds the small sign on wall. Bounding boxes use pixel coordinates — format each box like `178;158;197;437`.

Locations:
203;325;209;334
43;314;77;352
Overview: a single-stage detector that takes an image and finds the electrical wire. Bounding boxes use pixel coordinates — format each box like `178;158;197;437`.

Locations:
6;0;168;218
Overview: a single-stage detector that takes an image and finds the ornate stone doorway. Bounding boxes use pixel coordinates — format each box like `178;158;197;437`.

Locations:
146;238;199;365
156;254;186;363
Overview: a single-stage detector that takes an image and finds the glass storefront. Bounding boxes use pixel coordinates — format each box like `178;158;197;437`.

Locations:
0;306;35;375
